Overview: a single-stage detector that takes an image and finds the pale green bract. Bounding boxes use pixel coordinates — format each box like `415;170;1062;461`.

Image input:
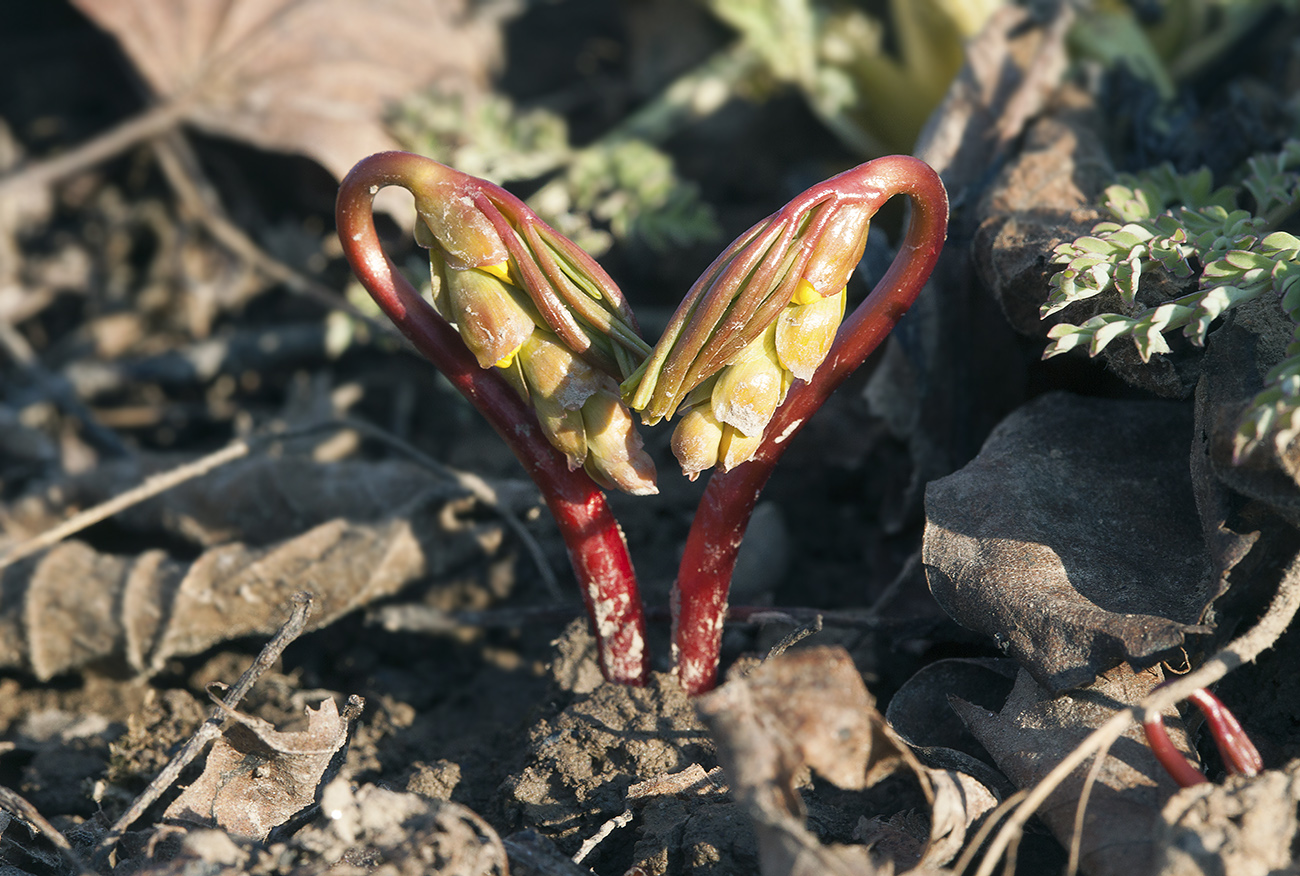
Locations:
1041;141;1300;462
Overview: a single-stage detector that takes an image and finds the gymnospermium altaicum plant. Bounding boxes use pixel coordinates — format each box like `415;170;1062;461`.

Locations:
1041;140;1300;461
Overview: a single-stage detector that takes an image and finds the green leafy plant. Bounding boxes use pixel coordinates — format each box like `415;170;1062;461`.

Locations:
1070;0;1294;99
1041;140;1300;460
337;150;947;694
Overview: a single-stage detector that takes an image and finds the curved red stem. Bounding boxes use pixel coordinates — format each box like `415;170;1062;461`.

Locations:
336;152;648;686
670;155;949;694
1188;688;1263;778
1143;708;1209;788
1144;687;1262;787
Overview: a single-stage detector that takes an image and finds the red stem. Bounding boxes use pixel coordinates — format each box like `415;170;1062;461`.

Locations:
1145;687;1262;787
336;152;648;686
670;155;949;694
1188;688;1263;778
1143;708;1209;788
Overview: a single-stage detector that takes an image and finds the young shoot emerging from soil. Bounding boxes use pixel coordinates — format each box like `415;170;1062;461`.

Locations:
337;150;946;694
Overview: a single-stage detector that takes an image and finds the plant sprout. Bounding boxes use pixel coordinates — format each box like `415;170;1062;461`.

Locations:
337;150;947;694
336;152;652;686
1143;686;1263;787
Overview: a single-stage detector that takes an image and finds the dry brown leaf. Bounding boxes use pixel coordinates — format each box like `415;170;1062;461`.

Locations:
923;392;1212;694
697;647;981;875
70;0;504;185
952;663;1193;876
0;457;503;680
163;695;360;841
4;454;495;549
135;783;509;875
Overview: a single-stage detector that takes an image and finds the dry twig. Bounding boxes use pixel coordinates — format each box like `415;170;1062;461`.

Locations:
92;592;315;866
0;417;556;600
0;785;95;876
973;548;1300;876
151;133;393;335
0;438;252;572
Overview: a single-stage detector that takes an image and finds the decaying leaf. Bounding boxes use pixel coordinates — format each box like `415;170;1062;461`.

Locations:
696;647;993;875
136;783;509;876
3;454;504;549
1154;759;1300;875
164;695;362;841
885;657;1018;797
70;0;506;191
952;662;1192;876
0;456;507;680
923;391;1213;693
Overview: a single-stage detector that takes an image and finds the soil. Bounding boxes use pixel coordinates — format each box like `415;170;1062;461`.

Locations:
3;2;1300;875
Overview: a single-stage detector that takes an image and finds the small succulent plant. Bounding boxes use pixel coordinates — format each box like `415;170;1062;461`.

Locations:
337;149;947;693
1042;140;1300;461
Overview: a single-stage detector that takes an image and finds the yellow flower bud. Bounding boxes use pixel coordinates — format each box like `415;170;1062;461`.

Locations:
710;327;787;437
517;331;605;411
581;385;658;496
775;288;846;381
717;422;764;473
800;203;870;298
532;392;588;469
671;406;724;481
445;267;535;369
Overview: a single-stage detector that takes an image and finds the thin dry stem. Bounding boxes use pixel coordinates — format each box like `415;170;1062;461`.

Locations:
0;417;553;602
974;547;1300;876
0;102;187;200
0;786;95;876
92;593;316;866
152;133;391;335
0;439;252;571
951;790;1029;876
1066;737;1115;876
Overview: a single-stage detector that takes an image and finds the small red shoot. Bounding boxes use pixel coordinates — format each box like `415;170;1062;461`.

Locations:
663;155;948;694
336;152;649;686
1144;686;1263;787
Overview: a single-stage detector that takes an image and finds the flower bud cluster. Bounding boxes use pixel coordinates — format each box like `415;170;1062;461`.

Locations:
426;248;657;496
669;287;846;479
627;194;870;477
403;161;659;495
505;328;658;496
410;164;649;381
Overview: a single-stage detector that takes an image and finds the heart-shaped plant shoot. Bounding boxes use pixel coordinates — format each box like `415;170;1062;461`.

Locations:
337;150;947;694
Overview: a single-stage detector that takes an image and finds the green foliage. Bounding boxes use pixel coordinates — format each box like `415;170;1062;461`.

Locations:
388;90;570;183
1069;0;1293;97
539;140;722;256
1042;141;1300;460
389;91;718;256
705;0;1003;154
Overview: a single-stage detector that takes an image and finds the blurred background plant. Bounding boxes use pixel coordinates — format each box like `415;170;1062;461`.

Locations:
388;90;720;256
703;0;1005;155
379;0;1299;278
1070;0;1298;102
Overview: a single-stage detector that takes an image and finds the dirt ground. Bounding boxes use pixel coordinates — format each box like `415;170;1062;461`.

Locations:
4;2;1300;875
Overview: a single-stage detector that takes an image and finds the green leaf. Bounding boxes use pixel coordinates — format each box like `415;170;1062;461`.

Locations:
1089;315;1136;356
